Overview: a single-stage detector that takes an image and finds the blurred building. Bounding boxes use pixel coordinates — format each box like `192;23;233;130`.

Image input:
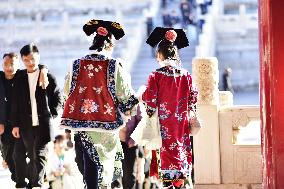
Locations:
0;0;157;87
217;0;258;91
195;0;258;92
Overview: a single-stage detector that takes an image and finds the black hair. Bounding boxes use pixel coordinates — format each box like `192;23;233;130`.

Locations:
54;135;65;144
20;43;39;57
156;39;180;62
3;52;19;59
89;33;113;51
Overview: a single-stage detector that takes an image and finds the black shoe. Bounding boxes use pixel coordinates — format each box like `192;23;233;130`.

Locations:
15;182;28;188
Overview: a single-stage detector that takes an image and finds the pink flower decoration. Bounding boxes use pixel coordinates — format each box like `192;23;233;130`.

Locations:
97;27;108;36
165;30;177;42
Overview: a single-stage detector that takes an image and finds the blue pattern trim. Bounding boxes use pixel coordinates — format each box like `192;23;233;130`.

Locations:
160;163;192;182
69;59;80;95
156;66;184;77
61;118;124;130
145;104;156;116
118;95;139;113
79;131;104;185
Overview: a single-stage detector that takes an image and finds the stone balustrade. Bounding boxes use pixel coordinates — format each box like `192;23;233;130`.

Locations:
217;14;258;33
219;105;261;188
192;57;261;189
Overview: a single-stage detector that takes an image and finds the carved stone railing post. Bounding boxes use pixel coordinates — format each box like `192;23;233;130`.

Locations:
192;57;221;184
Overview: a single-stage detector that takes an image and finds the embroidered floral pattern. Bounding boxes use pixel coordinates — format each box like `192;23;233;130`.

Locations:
169;164;178;170
160;125;171;140
84;63;103;78
104;103;113;115
93;86;103;94
160;146;166;152
87;64;94;70
79;86;87;94
80;99;99;114
178;148;189;161
175;113;183;123
69;101;75;114
95;65;103;72
169;142;177;150
88;72;94;78
159;103;171;120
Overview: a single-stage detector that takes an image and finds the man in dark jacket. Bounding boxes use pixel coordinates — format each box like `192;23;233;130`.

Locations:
0;76;5;135
222;68;234;93
0;52;49;188
11;44;61;189
0;53;20;184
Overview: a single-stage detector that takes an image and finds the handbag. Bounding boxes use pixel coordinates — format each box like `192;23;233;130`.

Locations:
130;103;162;150
141;109;162;149
189;105;201;136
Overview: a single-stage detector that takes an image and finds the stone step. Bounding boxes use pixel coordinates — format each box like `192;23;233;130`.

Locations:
194;184;262;189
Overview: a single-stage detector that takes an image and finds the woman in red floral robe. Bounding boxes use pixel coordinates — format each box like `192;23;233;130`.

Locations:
142;27;198;189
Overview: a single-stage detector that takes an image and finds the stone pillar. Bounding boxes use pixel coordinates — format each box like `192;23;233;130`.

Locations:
7;11;15;44
62;11;69;40
259;0;284;188
192;57;221;184
239;4;247;29
216;0;224;15
30;12;42;43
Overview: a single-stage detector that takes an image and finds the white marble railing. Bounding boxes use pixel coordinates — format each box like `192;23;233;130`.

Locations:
192;58;261;188
217;13;258;33
219;106;261;184
223;0;257;5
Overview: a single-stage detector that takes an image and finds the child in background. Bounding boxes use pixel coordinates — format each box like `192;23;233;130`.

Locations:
46;135;78;189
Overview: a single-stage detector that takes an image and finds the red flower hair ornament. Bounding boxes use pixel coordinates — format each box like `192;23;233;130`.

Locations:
165;30;177;42
97;27;108;36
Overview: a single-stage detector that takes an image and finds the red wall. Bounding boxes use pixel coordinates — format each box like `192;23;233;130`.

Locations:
259;0;284;188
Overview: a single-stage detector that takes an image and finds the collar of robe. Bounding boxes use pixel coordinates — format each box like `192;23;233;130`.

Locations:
158;59;181;69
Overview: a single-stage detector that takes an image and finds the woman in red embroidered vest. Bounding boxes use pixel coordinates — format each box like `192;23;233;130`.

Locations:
142;27;198;189
61;20;138;189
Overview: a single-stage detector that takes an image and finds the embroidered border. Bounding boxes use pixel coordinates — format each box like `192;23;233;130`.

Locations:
79;131;104;185
145;104;156;116
118;95;139;113
160;163;192;182
69;59;80;95
61;118;123;130
156;66;186;77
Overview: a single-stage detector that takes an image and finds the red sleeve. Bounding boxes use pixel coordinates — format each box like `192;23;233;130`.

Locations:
142;72;158;116
188;74;198;111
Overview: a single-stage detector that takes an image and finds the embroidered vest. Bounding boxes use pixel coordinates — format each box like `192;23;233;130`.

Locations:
61;54;123;131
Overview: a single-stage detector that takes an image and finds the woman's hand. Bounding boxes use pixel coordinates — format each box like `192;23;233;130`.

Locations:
39;68;49;89
0;124;4;135
12;127;20;138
